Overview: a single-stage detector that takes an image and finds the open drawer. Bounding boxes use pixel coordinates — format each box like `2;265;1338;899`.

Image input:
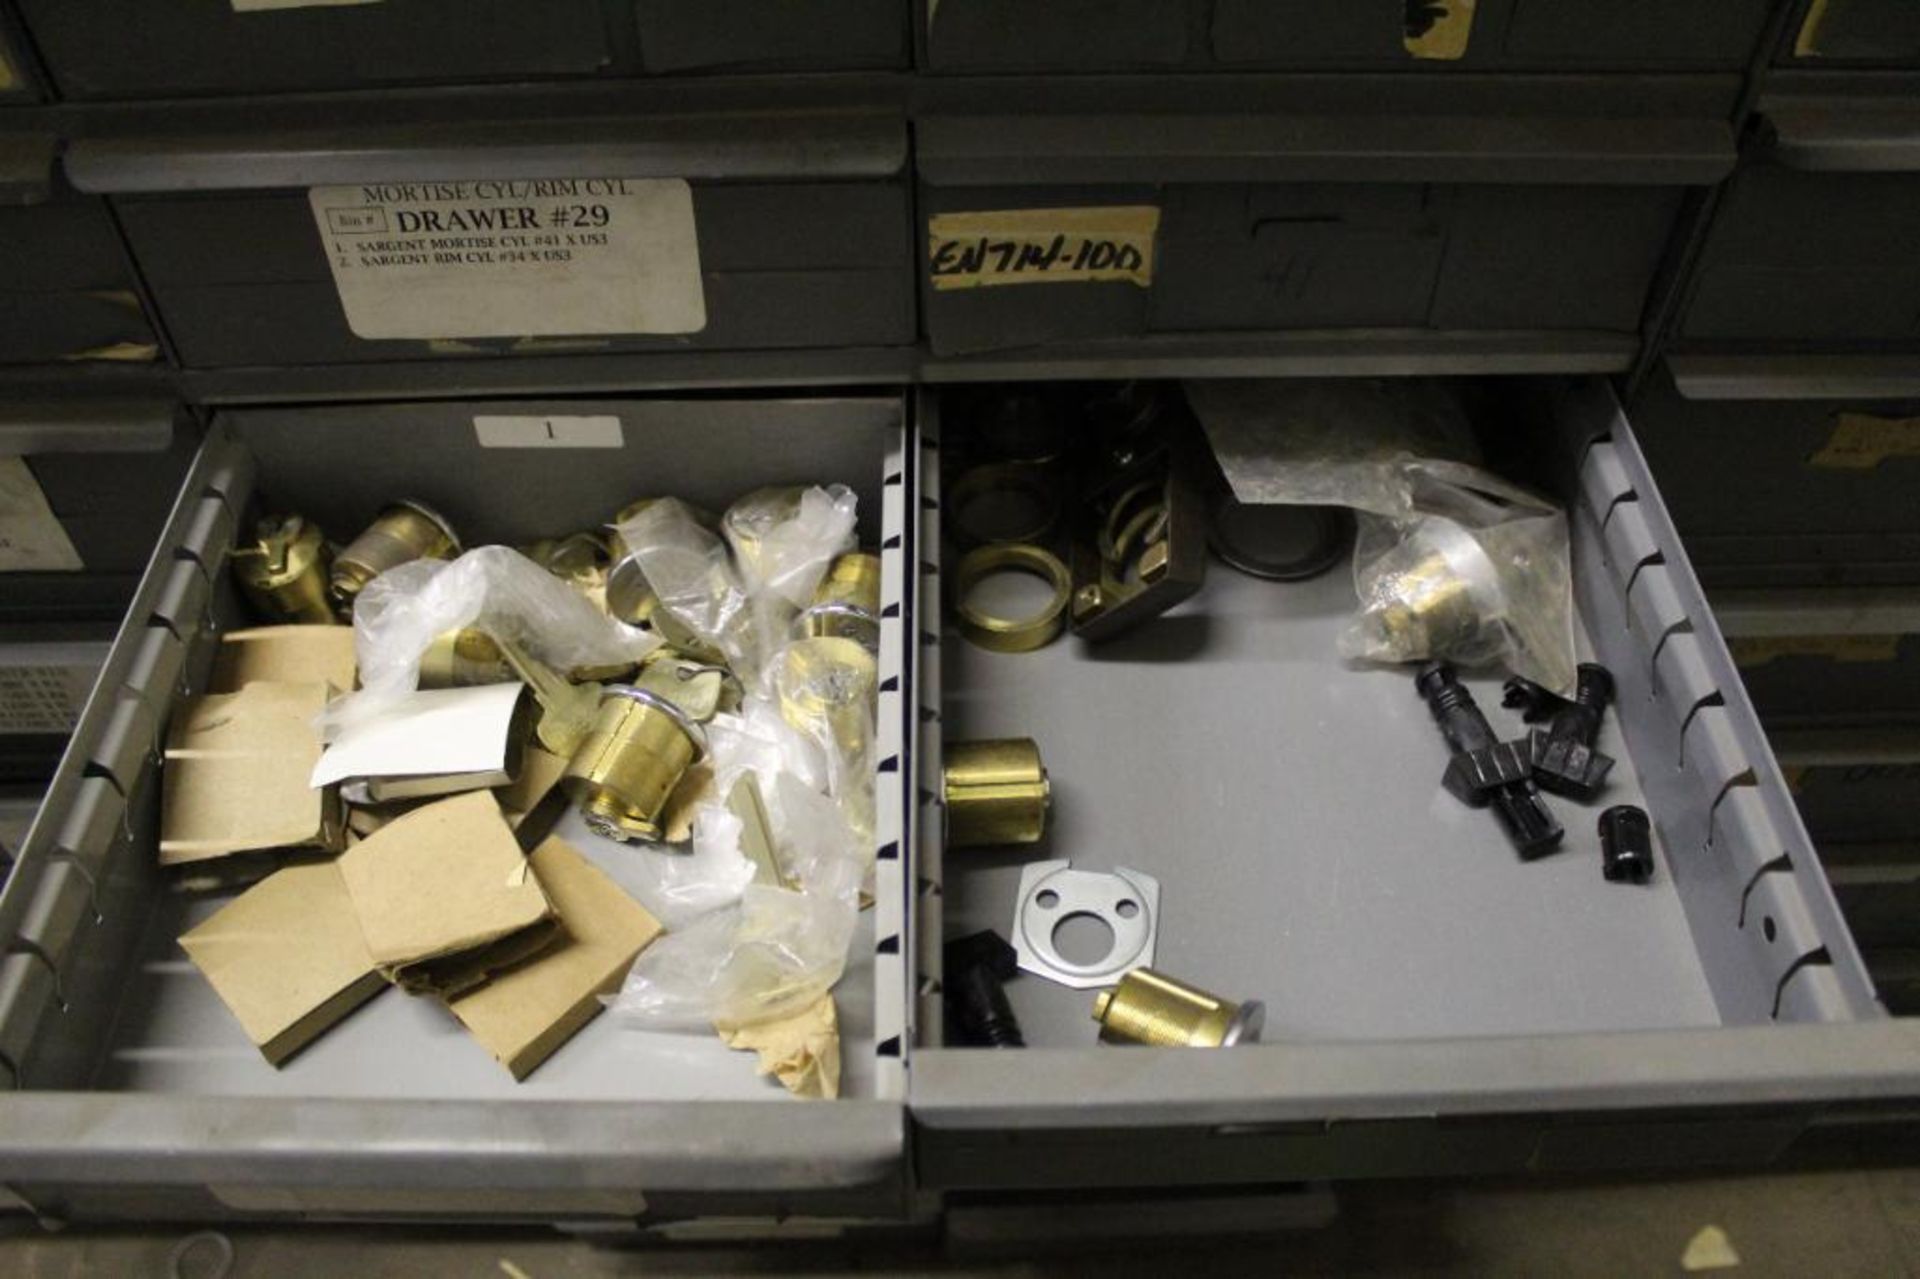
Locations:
0;395;912;1225
909;377;1918;1188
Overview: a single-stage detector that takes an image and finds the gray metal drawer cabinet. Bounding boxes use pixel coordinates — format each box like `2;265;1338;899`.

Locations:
1778;0;1920;64
66;108;914;371
917;81;1733;363
1632;360;1920;589
909;377;1916;1188
0;395;912;1226
0;139;162;368
15;0;905;101
1681;79;1920;346
1712;588;1920;728
921;0;1776;73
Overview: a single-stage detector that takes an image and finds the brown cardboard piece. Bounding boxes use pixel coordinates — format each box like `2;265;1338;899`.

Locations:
494;746;571;846
179;860;386;1065
209;625;357;695
445;835;664;1080
337;791;556;997
160;680;343;867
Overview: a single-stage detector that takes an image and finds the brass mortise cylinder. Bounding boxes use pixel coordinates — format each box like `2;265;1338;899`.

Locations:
418;627;513;689
561;685;709;843
796;551;883;653
232;513;337;624
330;499;461;612
1092;969;1265;1048
604;498;664;626
943;737;1050;849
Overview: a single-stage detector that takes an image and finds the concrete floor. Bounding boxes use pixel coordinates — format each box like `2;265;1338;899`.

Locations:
6;1149;1918;1278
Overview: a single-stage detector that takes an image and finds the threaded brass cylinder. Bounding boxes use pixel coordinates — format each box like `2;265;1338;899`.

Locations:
943;737;1050;849
233;513;337;624
797;551;883;652
418;628;513;689
561;686;707;843
1091;969;1264;1048
331;500;460;611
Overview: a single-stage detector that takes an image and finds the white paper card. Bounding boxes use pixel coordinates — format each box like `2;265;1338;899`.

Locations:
473;415;624;449
309;178;706;340
311;683;525;788
0;457;84;572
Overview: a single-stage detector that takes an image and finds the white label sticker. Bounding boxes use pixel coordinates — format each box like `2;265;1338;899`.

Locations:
309;178;706;341
0;458;84;573
473;415;624;449
0;664;94;734
232;0;382;11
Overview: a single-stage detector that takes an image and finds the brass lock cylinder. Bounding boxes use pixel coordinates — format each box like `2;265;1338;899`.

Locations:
331;500;461;611
418;628;513;689
943;738;1050;849
604;498;664;627
1092;968;1265;1048
796;551;883;653
233;513;336;624
562;685;709;843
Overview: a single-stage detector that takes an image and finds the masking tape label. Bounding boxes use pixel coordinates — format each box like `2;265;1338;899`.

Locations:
0;664;95;734
928;206;1160;292
310;178;706;341
1809;412;1920;469
1728;634;1903;668
1404;0;1476;60
0;458;83;573
473;415;624;449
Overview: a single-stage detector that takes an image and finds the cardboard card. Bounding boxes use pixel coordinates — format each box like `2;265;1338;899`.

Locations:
209;625;357;696
444;835;663;1080
179;860;387;1066
312;683;529;800
495;746;571;848
160;681;343;866
337;791;555;997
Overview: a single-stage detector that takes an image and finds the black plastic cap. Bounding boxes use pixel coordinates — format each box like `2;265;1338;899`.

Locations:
1598;804;1655;884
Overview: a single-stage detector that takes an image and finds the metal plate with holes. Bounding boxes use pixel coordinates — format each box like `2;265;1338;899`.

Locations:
1013;860;1160;989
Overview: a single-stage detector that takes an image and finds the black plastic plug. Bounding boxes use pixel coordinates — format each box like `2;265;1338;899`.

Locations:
1417;662;1564;860
1503;663;1617;802
944;931;1025;1048
1599;804;1655;884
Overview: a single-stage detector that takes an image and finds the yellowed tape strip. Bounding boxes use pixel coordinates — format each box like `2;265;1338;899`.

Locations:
1405;0;1476;61
1809;412;1920;469
1795;0;1836;57
0;48;16;93
929;206;1160;292
1728;634;1903;668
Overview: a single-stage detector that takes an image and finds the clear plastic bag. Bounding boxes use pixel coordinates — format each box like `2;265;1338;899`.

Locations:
614;498;759;672
772;637;878;844
605;803;757;931
321;545;658;736
1185;378;1481;517
1339;465;1574;693
722;485;859;609
705;697;830;800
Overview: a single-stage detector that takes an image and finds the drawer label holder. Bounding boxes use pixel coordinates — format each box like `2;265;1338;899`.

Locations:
1809;412;1920;470
309;178;706;341
928;206;1161;292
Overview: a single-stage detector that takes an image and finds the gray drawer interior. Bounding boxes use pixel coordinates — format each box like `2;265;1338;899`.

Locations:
0;396;912;1217
910;377;1895;1182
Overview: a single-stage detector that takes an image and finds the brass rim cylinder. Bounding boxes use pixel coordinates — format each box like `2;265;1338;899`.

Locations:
796;551;883;653
943;737;1050;849
418;628;513;689
331;499;461;612
561;685;709;843
1092;968;1265;1048
233;513;337;624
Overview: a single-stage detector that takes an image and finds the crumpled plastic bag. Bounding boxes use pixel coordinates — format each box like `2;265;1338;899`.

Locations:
606;803;757;931
320;545;658;737
723;485;858;609
1339;463;1574;693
